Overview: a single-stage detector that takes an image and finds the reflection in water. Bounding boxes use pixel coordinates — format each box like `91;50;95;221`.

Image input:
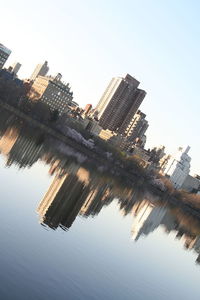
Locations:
1;109;200;265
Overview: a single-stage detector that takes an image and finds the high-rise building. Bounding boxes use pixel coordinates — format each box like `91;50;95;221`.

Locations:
96;74;146;133
118;90;146;135
121;110;149;141
11;62;22;75
28;73;73;115
30;61;49;81
0;43;11;69
164;146;191;189
84;104;92;115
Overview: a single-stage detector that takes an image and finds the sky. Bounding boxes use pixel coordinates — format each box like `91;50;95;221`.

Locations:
1;0;200;174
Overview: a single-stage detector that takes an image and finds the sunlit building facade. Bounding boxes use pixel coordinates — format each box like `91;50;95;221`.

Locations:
30;61;49;81
164;146;191;189
29;73;73;115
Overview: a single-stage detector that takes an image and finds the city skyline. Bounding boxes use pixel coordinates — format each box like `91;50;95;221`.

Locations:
1;0;200;173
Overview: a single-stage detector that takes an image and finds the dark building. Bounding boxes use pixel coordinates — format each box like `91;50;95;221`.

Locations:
121;110;149;141
96;74;146;134
0;69;23;87
0;43;11;69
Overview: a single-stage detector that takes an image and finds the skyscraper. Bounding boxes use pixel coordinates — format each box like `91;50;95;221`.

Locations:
30;61;49;81
120;110;149;140
0;43;11;69
164;146;191;189
11;62;22;75
96;74;146;133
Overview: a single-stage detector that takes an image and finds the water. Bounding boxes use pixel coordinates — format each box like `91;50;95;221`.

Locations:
0;111;200;299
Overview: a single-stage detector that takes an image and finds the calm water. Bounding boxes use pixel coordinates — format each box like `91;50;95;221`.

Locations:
0;112;200;299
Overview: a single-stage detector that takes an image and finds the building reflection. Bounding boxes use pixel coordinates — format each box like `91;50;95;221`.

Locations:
0;110;200;265
37;164;115;229
130;198;200;264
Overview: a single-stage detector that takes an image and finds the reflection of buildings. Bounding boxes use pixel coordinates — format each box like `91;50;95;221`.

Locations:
131;200;167;240
1;112;200;266
130;198;200;265
7;133;43;167
37;169;90;229
37;165;114;229
0;126;43;168
80;184;112;217
0;127;19;155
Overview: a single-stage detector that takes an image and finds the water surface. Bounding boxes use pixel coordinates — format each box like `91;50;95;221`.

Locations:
0;112;200;299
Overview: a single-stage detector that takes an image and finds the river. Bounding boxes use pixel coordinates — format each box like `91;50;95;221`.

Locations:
0;111;200;299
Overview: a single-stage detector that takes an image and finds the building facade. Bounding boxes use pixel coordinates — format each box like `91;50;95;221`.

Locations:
122;110;149;141
164;146;191;189
0;43;11;69
118;90;146;135
96;74;146;134
181;174;200;193
29;74;73;115
30;61;49;81
11;62;22;75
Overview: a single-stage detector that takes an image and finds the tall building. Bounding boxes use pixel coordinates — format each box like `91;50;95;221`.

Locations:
30;61;49;81
164;146;191;189
84;104;92;115
122;110;149;141
0;43;11;69
96;74;146;133
29;73;73;115
11;62;21;75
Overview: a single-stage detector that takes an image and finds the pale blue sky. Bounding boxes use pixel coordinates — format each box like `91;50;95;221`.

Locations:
1;0;200;173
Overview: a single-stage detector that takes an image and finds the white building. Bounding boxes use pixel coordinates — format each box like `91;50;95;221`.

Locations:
164;146;191;189
11;62;22;75
30;61;49;81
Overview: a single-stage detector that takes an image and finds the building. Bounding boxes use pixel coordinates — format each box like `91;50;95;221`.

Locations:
181;174;200;193
30;61;49;81
0;69;23;87
0;43;11;69
84;104;92;115
28;73;73;115
130;146;151;163
11;62;22;75
122;110;149;142
85;120;102;136
96;74;146;134
164;146;191;189
118;90;147;136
